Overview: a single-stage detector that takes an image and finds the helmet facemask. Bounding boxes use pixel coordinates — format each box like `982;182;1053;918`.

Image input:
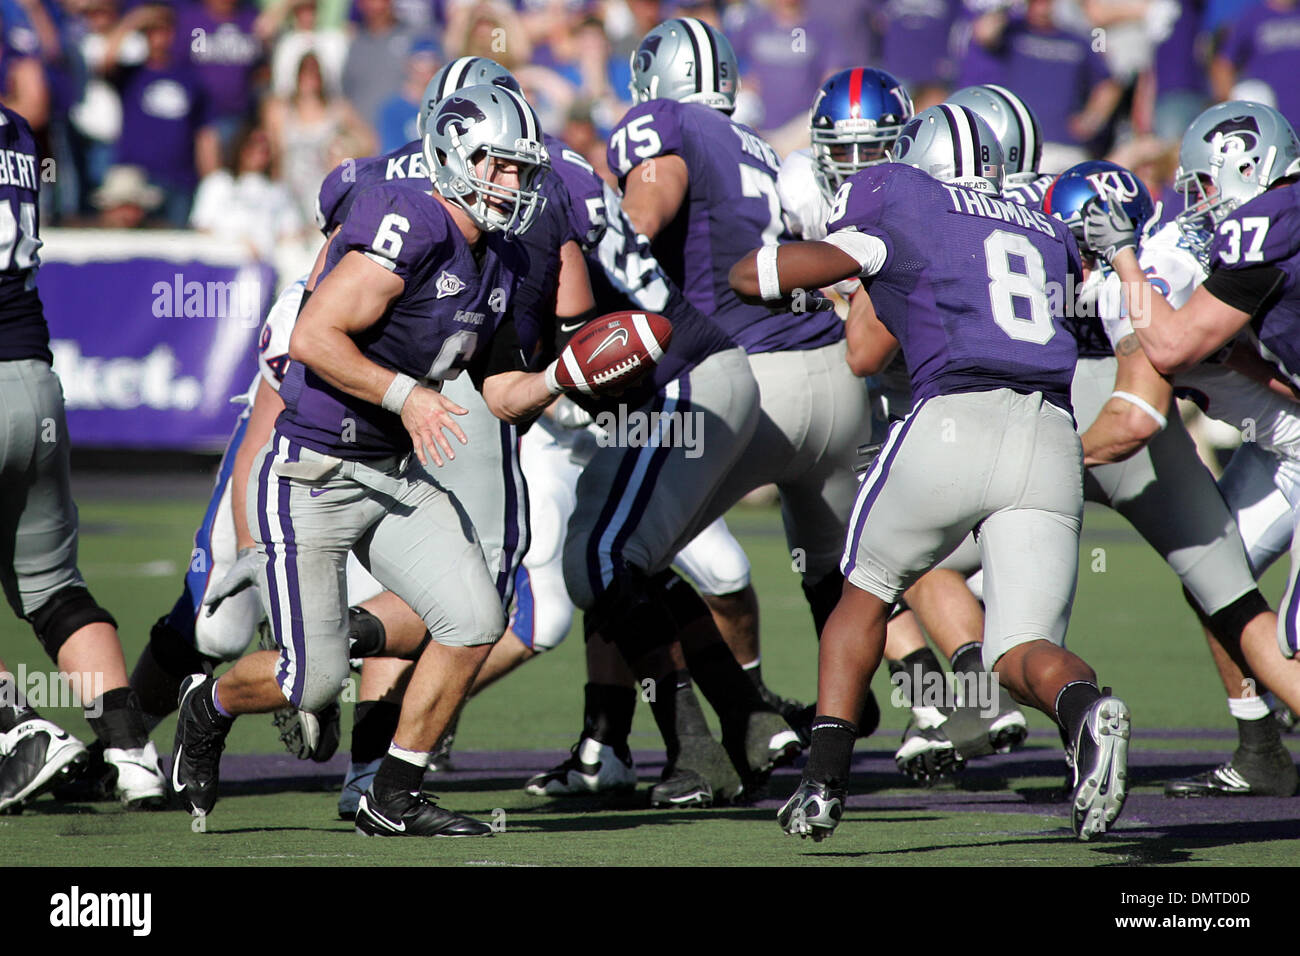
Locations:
811;122;902;198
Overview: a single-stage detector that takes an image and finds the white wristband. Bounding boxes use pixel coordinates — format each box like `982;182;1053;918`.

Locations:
544;359;564;397
382;373;419;415
1110;390;1167;430
756;244;782;302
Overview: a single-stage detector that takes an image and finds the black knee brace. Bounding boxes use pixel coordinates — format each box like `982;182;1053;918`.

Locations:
653;569;712;630
29;587;117;662
801;570;844;638
1197;587;1271;648
148;616;217;679
584;567;676;662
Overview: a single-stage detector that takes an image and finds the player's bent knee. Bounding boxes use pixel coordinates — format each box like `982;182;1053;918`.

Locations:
29;586;118;662
292;649;352;713
528;603;573;652
1199;587;1271;647
149;616;219;678
655;569;711;628
584;568;676;660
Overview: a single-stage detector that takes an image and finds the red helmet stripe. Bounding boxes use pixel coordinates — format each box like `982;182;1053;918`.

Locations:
849;67;863;119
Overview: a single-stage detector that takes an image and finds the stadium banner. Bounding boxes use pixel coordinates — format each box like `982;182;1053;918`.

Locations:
40;230;277;451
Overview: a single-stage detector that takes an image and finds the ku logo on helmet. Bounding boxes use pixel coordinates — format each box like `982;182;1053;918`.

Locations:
1086;169;1139;204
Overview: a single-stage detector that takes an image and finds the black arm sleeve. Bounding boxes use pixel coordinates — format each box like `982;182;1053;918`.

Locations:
552;305;599;353
1201;265;1287;318
469;316;529;390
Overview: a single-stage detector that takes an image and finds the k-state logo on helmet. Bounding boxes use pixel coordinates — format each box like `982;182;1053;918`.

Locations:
1086;169;1140;204
435;97;488;137
635;34;663;74
1203;115;1261;153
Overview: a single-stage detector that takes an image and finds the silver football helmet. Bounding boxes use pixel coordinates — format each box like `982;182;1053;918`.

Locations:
1175;100;1300;237
628;17;739;113
945;84;1041;184
417;56;521;137
890;104;1004;195
423;84;548;235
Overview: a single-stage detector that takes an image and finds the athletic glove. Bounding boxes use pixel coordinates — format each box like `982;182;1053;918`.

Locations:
1081;196;1138;265
552;395;595;430
203;547;261;615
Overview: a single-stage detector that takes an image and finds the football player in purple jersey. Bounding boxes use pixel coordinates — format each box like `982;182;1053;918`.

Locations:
610;18;879;749
0;105;167;813
736;104;1132;842
167;85;638;837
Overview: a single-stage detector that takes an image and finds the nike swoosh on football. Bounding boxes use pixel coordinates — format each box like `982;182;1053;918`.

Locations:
589;328;630;362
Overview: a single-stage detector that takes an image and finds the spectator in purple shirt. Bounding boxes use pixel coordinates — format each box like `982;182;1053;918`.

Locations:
869;0;963;103
98;3;219;226
1148;0;1210;141
965;0;1122;171
1212;0;1300;129
172;0;265;146
728;0;844;151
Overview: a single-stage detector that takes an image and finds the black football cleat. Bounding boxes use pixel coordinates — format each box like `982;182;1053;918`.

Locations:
1165;744;1297;798
354;788;492;837
777;777;846;841
1070;695;1131;841
0;718;89;814
171;674;231;816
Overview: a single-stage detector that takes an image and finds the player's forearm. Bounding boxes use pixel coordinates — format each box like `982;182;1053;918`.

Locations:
1080;401;1161;465
621;156;688;241
730;241;861;302
1112;249;1187;373
290;324;400;409
481;370;556;424
844;289;897;377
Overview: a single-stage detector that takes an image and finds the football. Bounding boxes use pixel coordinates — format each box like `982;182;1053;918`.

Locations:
554;310;673;395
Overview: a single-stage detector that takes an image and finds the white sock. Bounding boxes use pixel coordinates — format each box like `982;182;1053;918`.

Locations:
1228;696;1270;721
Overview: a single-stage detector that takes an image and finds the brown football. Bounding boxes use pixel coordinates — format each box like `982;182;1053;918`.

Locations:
556;310;673;394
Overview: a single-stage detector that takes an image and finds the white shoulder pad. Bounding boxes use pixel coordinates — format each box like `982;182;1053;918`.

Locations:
777;148;831;241
257;277;308;392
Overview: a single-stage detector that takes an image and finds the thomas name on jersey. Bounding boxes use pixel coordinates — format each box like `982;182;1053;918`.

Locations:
940;184;1057;237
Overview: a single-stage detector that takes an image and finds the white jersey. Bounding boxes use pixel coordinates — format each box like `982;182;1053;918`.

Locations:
1002;172;1055;209
1098;222;1300;459
777;148;832;241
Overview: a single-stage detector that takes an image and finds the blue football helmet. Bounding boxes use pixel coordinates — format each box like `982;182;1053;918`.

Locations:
1043;160;1155;261
809;67;913;199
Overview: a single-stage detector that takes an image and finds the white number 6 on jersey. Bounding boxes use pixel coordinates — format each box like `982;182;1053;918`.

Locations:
372;213;410;259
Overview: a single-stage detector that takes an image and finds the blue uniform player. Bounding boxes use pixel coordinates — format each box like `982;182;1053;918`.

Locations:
0;105;167;812
167;85;638;837
734;104;1133;843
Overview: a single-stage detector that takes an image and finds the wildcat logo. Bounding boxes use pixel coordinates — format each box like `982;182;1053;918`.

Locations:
435;97;487;138
436;271;466;299
1203;115;1260;154
635;34;663;74
1086;169;1140;204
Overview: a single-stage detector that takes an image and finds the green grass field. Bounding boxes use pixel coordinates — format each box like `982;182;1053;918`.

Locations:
3;477;1299;866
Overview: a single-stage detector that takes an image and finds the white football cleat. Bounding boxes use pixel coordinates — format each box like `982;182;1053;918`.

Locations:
105;741;168;809
524;737;636;796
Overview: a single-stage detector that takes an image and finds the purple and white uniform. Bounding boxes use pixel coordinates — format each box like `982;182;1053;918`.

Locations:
610;99;872;588
315;142;531;614
828;162;1086;665
253;183;524;712
1200;182;1300;655
515;135;755;643
0;105;92;619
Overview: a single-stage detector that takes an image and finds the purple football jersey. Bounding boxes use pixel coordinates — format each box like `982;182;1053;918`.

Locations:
826;163;1083;411
278;182;525;460
1208;181;1300;383
514;132;735;413
317;139;427;235
607;99;842;355
0;106;47;363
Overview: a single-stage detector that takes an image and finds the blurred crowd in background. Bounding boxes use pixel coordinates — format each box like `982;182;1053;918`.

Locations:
3;0;1299;262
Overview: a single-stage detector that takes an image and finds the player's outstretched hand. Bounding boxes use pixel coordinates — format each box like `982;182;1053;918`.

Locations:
1081;196;1137;264
204;547;261;615
402;385;468;468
